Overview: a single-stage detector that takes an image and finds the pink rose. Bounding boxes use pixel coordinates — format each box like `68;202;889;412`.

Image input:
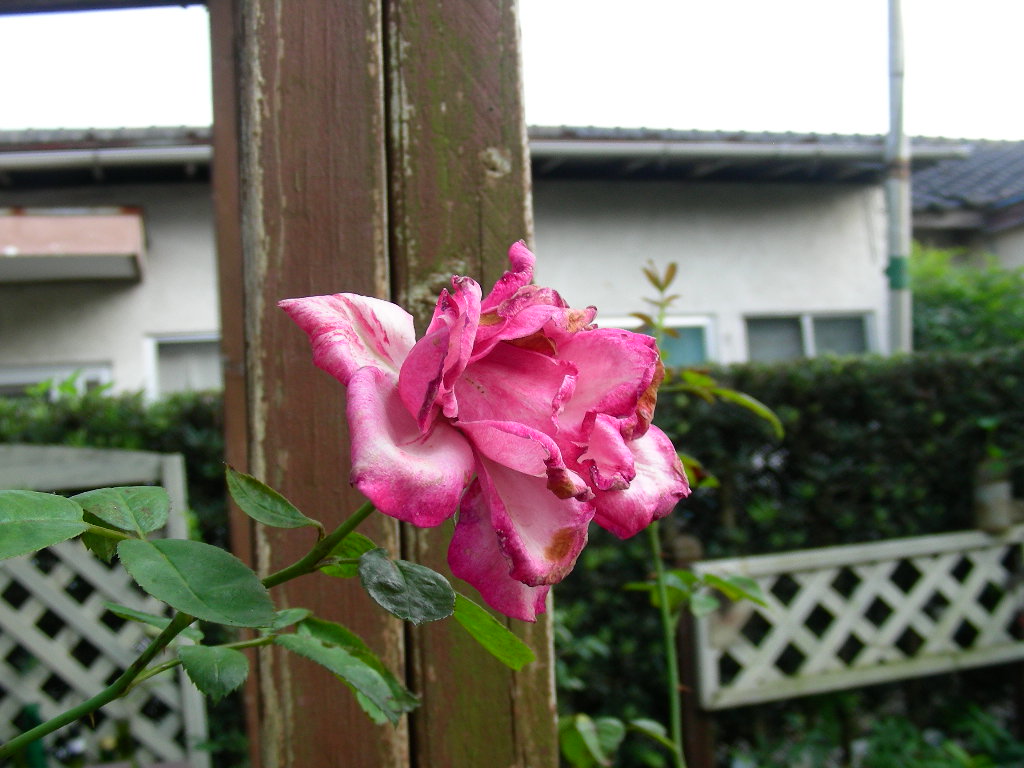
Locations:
280;242;689;620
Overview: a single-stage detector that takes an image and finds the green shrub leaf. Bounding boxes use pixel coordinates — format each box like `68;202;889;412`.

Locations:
0;490;87;559
358;548;455;625
296;617;419;720
558;713;611;767
103;601;204;641
269;608;312;632
118;538;275;627
276;633;415;725
72;486;169;535
226;467;321;532
320;532;377;578
178;645;250;702
453;593;535;670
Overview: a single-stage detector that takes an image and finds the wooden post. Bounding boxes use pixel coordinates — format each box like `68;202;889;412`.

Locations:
385;1;557;766
210;1;557;766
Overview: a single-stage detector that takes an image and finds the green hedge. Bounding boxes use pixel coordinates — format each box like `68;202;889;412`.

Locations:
0;387;227;546
661;344;1024;557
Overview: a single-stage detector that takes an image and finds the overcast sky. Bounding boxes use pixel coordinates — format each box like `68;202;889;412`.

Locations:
0;1;1020;140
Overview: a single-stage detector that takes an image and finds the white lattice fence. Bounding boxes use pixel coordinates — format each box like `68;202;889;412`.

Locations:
0;445;209;767
692;525;1024;710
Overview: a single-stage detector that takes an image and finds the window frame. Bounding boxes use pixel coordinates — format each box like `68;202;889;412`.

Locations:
144;332;222;401
745;311;875;361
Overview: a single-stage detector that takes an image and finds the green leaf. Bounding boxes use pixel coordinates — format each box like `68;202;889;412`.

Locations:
689;592;720;617
666;569;701;587
72;486;169;535
269;608;312;632
118;539;275;628
627;718;677;751
295;617;419;722
103;601;204;641
710;387;785;439
178;645;249;702
629;312;657;329
703;573;767;606
452;593;535;670
225;467;322;532
276;633;415;725
559;713;610;767
662;262;678;289
358;548;455;625
320;532;377;578
0;490;88;560
81;512;118;563
593;717;627;761
641;264;663;292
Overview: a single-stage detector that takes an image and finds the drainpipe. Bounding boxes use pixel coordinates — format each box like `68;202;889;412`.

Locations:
885;0;913;353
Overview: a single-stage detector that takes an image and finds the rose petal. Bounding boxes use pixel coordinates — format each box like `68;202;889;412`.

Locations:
575;412;636;491
279;294;415;385
449;479;551;622
455;343;576;433
480;241;535;312
458;420;592;501
473;456;593;588
557;328;660;436
347;367;475;527
592;425;690;539
398;276;481;428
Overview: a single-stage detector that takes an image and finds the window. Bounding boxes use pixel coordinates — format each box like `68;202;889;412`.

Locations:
746;314;871;362
0;364;112;398
601;316;712;366
146;334;222;399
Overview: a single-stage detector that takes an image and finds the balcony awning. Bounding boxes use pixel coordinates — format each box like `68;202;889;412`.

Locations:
0;209;145;282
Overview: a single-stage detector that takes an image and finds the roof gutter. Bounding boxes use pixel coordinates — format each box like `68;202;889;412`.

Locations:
0;144;212;172
0;138;970;171
529;139;970;163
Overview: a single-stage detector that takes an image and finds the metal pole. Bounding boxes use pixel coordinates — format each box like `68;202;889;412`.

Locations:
886;0;913;353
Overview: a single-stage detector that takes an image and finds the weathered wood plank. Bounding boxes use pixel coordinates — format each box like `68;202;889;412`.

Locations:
384;2;557;766
224;2;405;767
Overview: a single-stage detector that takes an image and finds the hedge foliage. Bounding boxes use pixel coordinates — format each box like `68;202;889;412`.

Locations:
911;245;1024;353
661;344;1024;557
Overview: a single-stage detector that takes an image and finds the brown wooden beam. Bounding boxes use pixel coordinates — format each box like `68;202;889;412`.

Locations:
217;2;405;766
384;2;557;766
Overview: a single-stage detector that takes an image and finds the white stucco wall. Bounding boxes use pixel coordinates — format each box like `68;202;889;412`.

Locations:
993;225;1024;270
532;180;890;362
0;182;218;392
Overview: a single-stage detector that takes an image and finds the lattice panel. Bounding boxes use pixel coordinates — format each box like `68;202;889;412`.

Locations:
0;542;189;765
693;525;1024;709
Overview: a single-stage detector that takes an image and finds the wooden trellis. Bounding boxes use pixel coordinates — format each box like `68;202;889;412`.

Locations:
0;444;209;767
692;526;1024;710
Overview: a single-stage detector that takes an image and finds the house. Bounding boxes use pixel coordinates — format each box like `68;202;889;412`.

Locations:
0;127;218;398
0;125;968;397
530;127;961;363
912;140;1024;269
